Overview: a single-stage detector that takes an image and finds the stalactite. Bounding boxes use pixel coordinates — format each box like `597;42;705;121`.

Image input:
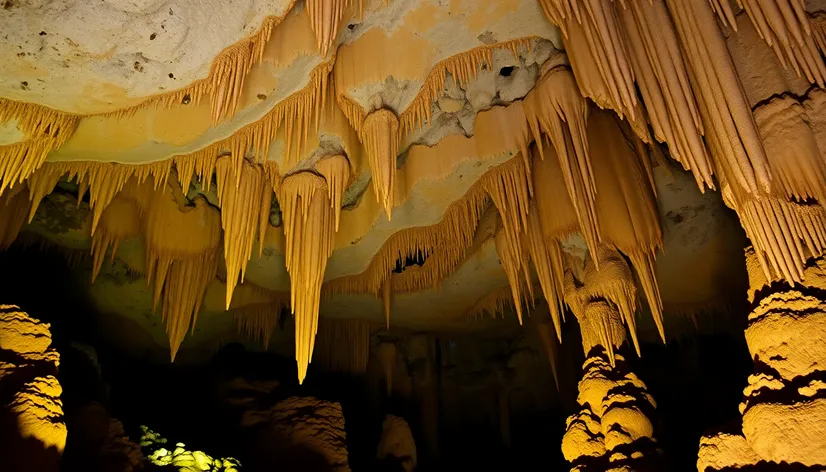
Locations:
143;185;222;360
233;302;283;349
323;161;492;298
530;143;579;239
524;67;601;255
23;161;170;236
525;204;567;341
159;254;219;361
711;0;826;87
482;154;533;298
215;157;267;309
313;318;372;375
376;342;396;396
465;285;518;321
90;195;141;281
280;172;338;384
536;321;561;390
588;109;665;342
315;154;351;230
494;229;534;325
171;60;333;180
666;0;772;195
361;109;399;220
0;100;79;195
616;0;715;191
754;95;826;203
812;11;826;56
736;196;826;283
397;38;533;134
306;0;351;56
382;276;392;330
0;184;30;249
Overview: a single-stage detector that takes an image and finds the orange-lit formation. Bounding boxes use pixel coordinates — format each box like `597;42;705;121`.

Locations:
2;0;826;468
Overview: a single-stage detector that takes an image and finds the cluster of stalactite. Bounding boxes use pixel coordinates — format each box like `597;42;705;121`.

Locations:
1;1;826;399
311;318;372;376
698;248;826;470
536;0;826;289
561;247;664;470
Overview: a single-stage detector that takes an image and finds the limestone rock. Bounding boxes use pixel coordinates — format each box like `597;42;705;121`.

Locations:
240;396;350;472
697;429;761;471
376;415;417;472
0;305;66;472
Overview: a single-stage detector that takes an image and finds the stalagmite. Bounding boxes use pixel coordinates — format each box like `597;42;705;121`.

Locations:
215;157;269;309
0;306;66;472
280;171;338;383
561;247;663;470
376;342;397;396
360;109;399;220
698;248;826;468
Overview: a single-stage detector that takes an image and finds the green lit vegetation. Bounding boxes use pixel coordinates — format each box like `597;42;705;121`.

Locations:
139;425;241;471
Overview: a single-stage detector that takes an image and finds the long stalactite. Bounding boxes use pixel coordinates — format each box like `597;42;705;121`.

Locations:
215;157;269;309
280;171;339;384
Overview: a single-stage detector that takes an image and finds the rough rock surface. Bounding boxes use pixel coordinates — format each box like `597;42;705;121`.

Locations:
0;305;66;472
698;250;826;469
241;395;351;472
376;415;417;472
0;0;293;113
65;402;143;472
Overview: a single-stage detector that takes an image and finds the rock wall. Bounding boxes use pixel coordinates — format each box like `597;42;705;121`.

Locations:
239;392;351;472
376;415;417;472
0;305;66;472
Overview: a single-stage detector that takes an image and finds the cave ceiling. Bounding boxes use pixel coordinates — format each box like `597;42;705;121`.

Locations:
6;0;807;381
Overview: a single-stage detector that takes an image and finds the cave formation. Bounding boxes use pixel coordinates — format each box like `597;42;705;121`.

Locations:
1;0;826;471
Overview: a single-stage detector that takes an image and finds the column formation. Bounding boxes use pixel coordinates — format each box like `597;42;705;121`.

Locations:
561;247;663;471
698;248;826;470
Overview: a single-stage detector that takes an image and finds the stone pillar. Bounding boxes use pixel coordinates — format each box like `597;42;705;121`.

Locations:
561;248;663;471
407;334;440;465
0;305;67;472
698;248;826;470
